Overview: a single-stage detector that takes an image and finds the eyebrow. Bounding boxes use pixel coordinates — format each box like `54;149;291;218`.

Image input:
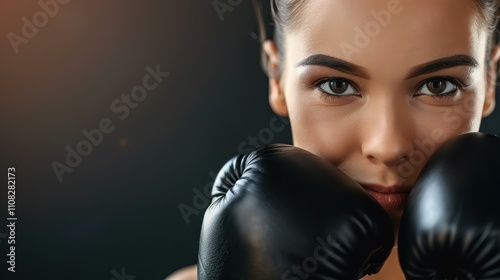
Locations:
297;54;479;79
297;54;370;78
407;55;479;79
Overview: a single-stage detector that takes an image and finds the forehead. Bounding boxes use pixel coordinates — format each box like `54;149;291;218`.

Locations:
286;0;487;72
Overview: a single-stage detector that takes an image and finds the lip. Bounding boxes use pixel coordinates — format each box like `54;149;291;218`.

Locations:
359;183;411;212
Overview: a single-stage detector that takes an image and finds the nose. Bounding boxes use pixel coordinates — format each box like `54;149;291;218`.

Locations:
361;96;414;167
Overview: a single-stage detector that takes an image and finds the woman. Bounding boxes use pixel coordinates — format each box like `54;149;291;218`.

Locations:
167;0;500;278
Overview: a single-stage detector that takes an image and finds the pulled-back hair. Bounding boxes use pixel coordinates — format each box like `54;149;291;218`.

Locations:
253;0;500;79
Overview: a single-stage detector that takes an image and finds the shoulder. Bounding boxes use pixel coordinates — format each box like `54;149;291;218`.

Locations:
165;264;197;280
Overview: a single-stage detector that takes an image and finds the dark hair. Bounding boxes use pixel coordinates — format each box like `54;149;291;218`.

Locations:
253;0;500;80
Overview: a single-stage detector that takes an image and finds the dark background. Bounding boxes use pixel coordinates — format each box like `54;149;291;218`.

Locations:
0;1;499;279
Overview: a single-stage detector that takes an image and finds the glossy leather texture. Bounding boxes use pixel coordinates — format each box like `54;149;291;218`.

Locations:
198;144;394;280
399;133;500;279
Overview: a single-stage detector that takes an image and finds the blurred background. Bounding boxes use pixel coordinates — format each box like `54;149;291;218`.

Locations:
0;1;499;279
0;1;291;279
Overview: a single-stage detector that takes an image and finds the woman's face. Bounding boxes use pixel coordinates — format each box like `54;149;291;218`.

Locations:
265;0;500;216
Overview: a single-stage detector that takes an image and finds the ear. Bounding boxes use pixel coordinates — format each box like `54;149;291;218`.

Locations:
483;44;500;117
263;40;288;116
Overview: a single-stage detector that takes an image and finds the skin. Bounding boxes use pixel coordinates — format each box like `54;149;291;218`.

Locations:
265;0;500;277
167;0;500;278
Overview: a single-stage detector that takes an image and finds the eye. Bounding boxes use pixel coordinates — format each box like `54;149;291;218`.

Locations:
316;78;358;96
418;78;460;96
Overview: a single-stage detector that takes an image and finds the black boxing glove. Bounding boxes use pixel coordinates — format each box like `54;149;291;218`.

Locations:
398;132;500;279
197;144;394;279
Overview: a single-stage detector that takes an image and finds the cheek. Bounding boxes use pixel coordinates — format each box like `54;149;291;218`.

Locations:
412;67;488;149
405;94;484;182
425;93;485;138
287;91;485;161
285;91;359;164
